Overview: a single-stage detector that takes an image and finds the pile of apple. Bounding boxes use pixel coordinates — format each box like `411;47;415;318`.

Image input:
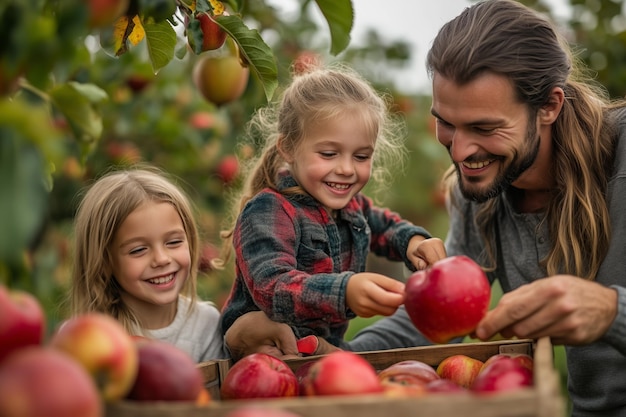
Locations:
0;284;208;417
220;349;533;401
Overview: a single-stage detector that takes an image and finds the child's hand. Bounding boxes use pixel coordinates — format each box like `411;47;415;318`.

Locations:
406;236;446;270
346;273;405;318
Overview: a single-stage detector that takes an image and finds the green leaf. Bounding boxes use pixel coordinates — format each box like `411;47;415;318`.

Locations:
49;82;107;143
215;14;278;102
314;0;354;55
143;19;177;73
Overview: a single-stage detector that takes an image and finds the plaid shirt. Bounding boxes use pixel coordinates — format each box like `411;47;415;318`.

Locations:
220;175;431;347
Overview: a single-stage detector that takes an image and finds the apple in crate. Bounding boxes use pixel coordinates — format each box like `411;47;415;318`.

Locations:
126;339;205;402
0;284;46;363
471;356;533;393
481;353;534;373
302;350;383;396
224;406;304;417
404;255;491;343
425;378;469;394
49;312;138;401
221;352;299;400
0;346;102;417
436;354;484;389
378;359;440;386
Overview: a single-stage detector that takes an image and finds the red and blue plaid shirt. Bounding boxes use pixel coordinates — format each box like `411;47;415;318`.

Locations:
220;175;431;347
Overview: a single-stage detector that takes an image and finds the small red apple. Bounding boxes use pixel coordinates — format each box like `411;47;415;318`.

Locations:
189;12;228;53
216;154;239;185
192;53;249;106
296;335;319;356
481;353;534;373
0;347;102;417
378;359;440;387
87;0;130;28
49;313;139;401
302;351;383;396
0;285;46;364
404;255;491;344
471;356;533;394
221;352;299;400
436;354;484;389
292;50;321;75
126;339;205;402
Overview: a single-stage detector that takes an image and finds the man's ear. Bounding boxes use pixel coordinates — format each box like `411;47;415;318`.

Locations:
539;86;565;125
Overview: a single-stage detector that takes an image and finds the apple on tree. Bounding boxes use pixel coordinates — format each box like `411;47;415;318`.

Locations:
0;284;46;363
188;12;228;53
0;346;102;417
404;255;491;344
221;352;299;400
49;312;139;401
86;0;130;29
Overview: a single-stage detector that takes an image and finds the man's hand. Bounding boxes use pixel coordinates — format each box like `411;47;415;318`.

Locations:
475;275;618;345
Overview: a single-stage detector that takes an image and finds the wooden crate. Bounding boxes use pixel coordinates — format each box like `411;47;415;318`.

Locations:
106;337;565;417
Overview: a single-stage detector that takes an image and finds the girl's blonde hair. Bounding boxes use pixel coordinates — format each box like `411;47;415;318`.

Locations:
218;62;407;263
69;165;200;333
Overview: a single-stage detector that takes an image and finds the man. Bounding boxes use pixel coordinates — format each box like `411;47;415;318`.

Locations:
226;1;626;415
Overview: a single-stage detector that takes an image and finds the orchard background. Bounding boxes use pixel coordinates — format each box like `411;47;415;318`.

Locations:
2;0;626;410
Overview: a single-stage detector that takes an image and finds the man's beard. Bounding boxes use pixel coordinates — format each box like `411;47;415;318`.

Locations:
456;121;540;203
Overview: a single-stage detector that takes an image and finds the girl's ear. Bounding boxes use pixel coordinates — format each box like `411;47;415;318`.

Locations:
276;134;293;163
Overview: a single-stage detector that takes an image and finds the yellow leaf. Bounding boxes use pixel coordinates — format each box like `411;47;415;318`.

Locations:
112;16;145;56
128;16;145;46
208;0;224;15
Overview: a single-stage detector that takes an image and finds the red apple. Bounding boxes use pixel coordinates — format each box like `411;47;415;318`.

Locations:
221;352;299;400
378;359;440;387
436;354;484;389
302;351;383;396
0;346;102;417
471;356;533;394
404;255;491;344
223;407;304;417
481;353;534;373
292;50;321;75
87;0;130;28
296;335;319;356
294;360;316;396
49;313;138;401
381;380;427;398
189;12;228;53
192;53;249;106
0;285;46;363
216;154;239;185
425;378;469;394
126;339;205;402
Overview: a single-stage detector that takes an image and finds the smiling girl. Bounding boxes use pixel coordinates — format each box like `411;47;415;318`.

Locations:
68;166;227;362
218;62;446;349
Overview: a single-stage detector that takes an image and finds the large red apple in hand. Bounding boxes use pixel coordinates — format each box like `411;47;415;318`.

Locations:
126;339;205;402
404;255;491;343
221;352;299;400
0;285;46;363
0;347;102;417
301;351;383;396
49;313;138;401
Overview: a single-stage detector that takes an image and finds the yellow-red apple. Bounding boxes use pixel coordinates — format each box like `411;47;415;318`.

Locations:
192;53;249;106
302;351;383;396
404;255;491;343
0;285;46;363
481;353;534;373
126;339;204;402
436;354;484;389
378;359;440;388
0;346;102;417
49;313;138;401
221;352;299;400
188;12;228;53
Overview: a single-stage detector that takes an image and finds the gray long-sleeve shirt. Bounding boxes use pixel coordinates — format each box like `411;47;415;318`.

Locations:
349;111;626;416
